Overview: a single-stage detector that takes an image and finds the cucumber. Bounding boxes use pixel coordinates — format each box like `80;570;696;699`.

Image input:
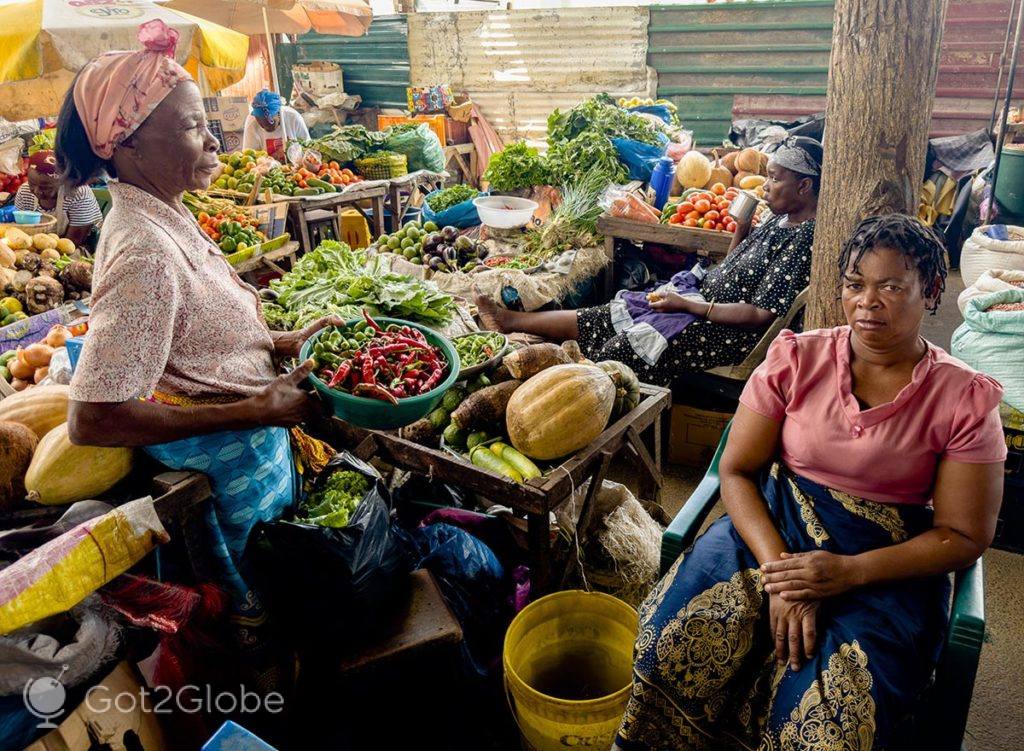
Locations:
307;177;337;192
0;350;14;366
295;188;321;196
441;387;467;413
428;407;450;429
470;446;522;482
491;442;542;480
0;365;8;382
466;431;489;450
442;422;467;448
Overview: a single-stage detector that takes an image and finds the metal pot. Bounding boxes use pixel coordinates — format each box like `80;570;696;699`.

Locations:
729;190;761;224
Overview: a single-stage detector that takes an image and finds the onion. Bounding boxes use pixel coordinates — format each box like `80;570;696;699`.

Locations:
10;378;29;391
20;343;54;369
8;355;34;380
33;366;49;384
44;325;69;349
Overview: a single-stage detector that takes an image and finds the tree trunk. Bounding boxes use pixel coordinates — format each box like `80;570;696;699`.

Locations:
806;0;949;329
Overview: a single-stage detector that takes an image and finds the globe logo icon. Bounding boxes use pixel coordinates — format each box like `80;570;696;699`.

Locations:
23;668;67;729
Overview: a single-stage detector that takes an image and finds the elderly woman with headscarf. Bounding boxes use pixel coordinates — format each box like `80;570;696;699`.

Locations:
475;138;823;387
14;149;102;247
57;20;339;648
241;88;309;160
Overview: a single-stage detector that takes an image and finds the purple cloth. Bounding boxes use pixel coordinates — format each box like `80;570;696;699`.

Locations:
619;269;703;341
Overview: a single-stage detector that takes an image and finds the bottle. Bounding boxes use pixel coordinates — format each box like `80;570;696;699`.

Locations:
649;157;675;210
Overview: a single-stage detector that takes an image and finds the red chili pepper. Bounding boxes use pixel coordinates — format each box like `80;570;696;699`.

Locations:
362;357;375;385
353;383;399;404
421;366;446;392
327;361;351;389
404;368;422;379
379;343;410;355
363;309;383;333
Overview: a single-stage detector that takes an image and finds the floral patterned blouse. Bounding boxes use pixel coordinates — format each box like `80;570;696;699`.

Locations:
70;182;276;403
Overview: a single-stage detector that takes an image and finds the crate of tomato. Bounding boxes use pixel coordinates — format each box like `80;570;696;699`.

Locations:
292;162;364;191
663;183;753;234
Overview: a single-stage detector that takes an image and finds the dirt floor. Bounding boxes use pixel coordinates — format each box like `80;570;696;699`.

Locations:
642;272;1024;751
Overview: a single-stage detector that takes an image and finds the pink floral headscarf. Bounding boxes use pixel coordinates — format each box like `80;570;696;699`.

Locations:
72;19;192;160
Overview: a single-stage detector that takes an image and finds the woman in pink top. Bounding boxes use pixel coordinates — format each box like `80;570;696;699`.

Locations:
616;215;1005;751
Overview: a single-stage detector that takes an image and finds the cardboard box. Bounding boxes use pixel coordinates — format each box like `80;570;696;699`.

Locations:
250;201;289;239
204;96;250;154
292;62;345;100
669;403;732;467
24;662;169;751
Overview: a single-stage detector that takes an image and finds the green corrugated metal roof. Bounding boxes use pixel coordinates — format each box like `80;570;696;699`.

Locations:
276;15;410;109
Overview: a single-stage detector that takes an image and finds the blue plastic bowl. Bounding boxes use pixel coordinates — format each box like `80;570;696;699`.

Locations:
300;317;461;430
13;210;42;225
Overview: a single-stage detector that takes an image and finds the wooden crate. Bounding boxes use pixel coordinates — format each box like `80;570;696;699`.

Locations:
598;214;734;257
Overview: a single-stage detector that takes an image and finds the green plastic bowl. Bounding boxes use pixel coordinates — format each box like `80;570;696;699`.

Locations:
300;317;461;430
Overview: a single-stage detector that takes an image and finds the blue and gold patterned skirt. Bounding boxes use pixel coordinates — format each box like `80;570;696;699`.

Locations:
616;464;950;751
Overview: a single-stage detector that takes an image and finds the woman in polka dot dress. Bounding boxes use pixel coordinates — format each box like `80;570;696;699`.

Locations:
476;138;821;387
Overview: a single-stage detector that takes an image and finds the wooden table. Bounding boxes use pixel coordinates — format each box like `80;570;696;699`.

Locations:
314;383;672;592
443;143;478;188
385;171;447;233
597;214;734;301
232;241;300;276
288;182;388;252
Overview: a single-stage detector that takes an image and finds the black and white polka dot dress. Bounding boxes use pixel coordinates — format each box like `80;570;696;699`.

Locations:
577;216;815;386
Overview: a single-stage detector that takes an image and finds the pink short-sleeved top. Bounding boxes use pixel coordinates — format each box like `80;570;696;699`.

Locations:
739;326;1007;505
70;182;276;403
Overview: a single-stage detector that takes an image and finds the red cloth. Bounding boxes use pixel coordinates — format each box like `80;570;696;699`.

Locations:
740;326;1006;505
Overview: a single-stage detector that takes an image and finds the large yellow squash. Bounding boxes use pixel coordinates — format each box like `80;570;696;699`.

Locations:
506;364;615;461
0;384;69;439
25;423;134;505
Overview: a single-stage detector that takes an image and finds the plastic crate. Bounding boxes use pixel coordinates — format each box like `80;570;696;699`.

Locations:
377;114;447;147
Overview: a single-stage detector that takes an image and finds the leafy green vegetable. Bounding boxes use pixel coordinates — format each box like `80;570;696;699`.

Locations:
266;240;455;330
545;131;627;186
297;470;370;528
483;142;550;192
28;130;55;156
300;125;387;164
547;94;663;148
426;184;480;212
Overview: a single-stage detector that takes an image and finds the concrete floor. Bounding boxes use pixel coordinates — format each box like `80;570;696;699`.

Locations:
649;272;1024;751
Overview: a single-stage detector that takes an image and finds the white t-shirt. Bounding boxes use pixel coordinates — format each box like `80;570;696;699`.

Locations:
241;106;310;156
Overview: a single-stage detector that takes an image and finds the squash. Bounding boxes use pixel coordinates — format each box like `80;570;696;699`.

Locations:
757;150;770;175
0;384;70;439
506;364;616;460
736;148;761;173
0;242;14;269
739;174;767;190
25;423;134;505
721;151;739;174
704;150;733;190
676;151;713;190
733;170;754;188
597;360;641;417
0;421;37;509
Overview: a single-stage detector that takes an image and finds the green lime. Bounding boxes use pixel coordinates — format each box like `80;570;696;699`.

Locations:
377;234;390;246
387;237;402;250
423;221;439;232
401;238;414;250
406;227;421;240
403;248;417;259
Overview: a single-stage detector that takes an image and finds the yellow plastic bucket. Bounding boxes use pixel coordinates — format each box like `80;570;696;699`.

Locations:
503;590;638;751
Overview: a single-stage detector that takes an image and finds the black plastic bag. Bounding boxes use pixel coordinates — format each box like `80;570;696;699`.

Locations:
728;113;825;149
251;453;412;637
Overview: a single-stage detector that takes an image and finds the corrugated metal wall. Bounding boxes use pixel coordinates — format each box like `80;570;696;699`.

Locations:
275;15;411;108
650;0;1017;146
407;7;653;143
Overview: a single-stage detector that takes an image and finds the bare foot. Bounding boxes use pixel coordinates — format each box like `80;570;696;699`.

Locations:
473;286;510;333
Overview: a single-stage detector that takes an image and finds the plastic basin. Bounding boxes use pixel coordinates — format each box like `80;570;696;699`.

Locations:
473;196;538;229
13;211;41;225
300;317;461;430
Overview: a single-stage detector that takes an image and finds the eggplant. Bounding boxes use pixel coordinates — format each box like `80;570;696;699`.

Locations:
428;256;443;271
441;226;459;242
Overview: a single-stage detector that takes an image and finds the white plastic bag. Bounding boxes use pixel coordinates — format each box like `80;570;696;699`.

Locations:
0;137;23;176
960;225;1024;287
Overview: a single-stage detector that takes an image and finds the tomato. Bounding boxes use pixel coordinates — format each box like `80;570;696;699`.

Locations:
668;214;683;224
329;161;340;170
727;221;737;233
686;210;702;222
684;217;698;227
719;199;731;210
198;212;210;223
694;199;712;214
711;183;726;196
704;210;720;221
677;202;695;214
